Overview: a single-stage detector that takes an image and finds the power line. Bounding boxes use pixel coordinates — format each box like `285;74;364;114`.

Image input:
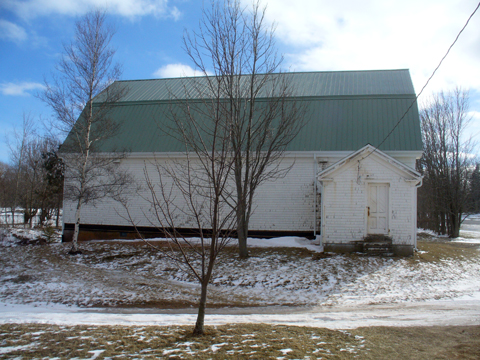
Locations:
363;1;480;161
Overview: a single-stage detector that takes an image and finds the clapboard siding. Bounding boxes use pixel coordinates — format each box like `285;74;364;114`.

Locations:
247;158;315;231
63;149;419;248
64;156;318;232
321;151;417;246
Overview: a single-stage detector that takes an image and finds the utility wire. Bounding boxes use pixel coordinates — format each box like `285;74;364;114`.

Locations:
363;1;480;161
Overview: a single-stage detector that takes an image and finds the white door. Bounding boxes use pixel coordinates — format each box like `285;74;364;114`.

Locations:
367;183;389;234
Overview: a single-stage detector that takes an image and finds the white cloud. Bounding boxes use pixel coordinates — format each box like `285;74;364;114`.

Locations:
170;6;182;21
249;0;480;96
0;82;45;96
0;19;27;43
153;63;202;78
1;0;180;20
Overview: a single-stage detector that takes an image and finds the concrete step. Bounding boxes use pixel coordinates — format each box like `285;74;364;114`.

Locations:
362;241;393;256
364;248;391;252
364;243;392;249
363;234;393;244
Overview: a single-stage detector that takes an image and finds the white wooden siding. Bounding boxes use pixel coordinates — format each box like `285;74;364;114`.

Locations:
248;158;315;231
63;156;318;232
63;152;417;242
321;154;416;245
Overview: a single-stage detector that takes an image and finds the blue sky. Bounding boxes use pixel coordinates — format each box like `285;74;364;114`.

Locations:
1;0;480;163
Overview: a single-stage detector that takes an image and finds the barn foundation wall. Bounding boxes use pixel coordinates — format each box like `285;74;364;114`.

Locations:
62;223;316;243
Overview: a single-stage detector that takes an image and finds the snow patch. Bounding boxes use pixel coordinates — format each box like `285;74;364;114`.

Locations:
87;350;105;359
0;342;39;354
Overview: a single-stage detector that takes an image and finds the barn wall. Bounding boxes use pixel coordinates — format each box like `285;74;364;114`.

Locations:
247;157;316;232
321;154;417;251
63;151;418;246
63;156;318;236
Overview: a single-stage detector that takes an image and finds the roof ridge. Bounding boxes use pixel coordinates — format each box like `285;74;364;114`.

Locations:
106;93;416;106
115;69;411;83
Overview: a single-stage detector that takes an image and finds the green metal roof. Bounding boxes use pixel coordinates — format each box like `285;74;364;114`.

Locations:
70;69;422;153
106;69;416;102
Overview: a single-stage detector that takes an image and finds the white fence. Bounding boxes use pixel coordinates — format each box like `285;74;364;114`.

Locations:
0;209;61;227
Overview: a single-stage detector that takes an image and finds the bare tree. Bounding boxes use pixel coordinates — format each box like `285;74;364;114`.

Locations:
41;140;64;228
20;137;48;228
40;10;129;254
417;88;475;237
6;113;36;226
121;96;237;335
24;136;64;228
0;162;14;226
183;0;305;258
3;128;65;229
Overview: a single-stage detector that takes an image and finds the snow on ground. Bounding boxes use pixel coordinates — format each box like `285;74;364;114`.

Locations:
2;238;479;308
249;236;324;252
452;234;480;244
418;214;480;244
466;213;480;220
1;298;480;330
0;226;61;247
1;227;480;329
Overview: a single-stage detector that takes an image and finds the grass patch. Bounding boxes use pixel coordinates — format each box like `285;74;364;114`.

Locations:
1;323;479;359
353;325;480;360
0;323;372;359
415;238;480;263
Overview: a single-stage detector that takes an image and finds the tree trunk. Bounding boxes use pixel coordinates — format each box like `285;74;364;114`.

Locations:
440;212;446;235
55;206;60;228
450;213;461;238
451;224;460;238
193;280;209;335
237;207;249;259
70;199;83;254
29;209;34;228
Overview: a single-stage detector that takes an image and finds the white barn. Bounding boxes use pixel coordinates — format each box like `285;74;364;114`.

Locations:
62;69;423;255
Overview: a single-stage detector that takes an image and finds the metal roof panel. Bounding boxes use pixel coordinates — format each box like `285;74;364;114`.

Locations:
68;70;422;154
105;69;415;103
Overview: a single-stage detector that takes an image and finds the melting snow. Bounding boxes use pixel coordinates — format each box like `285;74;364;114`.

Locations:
0;342;39;354
0;226;479;329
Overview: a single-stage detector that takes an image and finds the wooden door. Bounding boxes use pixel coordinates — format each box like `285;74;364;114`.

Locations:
367;183;389;234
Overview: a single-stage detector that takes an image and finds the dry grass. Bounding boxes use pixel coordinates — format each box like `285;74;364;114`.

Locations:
85;236;480;263
1;323;479;359
352;325;480;360
414;234;480;263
